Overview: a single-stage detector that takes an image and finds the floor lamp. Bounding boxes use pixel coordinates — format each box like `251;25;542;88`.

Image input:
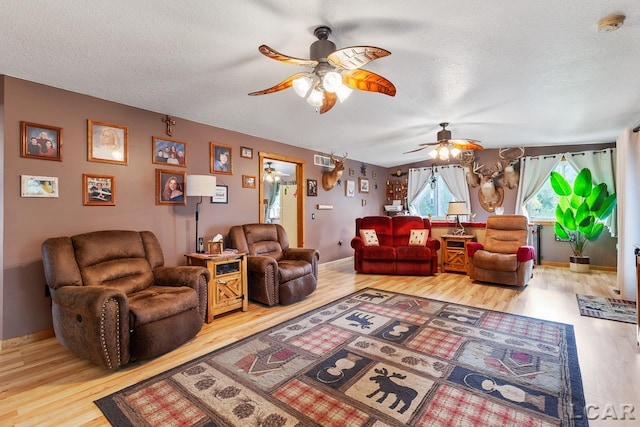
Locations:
186;175;217;253
447;201;469;236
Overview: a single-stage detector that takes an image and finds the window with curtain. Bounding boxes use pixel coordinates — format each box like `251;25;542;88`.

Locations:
527;161;578;219
410;174;456;218
518;148;616;236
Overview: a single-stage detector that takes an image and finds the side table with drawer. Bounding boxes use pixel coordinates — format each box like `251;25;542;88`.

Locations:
185;252;248;323
441;234;475;274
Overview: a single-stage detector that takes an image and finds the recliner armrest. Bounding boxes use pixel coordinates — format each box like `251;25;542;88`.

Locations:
154;266;210;321
517;246;536;262
50;285;130;369
283;248;320;263
351;236;364;250
52;285;129;316
467;242;484;257
426;237;440;251
247;254;279;272
153;266;210;288
246;255;280;306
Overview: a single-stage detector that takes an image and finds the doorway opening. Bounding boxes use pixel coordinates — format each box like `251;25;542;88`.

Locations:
259;152;305;248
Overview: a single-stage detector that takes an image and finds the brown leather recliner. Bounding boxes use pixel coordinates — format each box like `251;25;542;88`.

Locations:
228;223;319;306
41;230;210;369
467;215;536;286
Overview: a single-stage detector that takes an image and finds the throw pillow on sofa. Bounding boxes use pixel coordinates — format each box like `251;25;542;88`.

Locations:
359;229;379;246
408;229;427;246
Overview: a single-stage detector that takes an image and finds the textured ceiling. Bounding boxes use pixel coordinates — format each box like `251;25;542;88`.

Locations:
2;1;639;167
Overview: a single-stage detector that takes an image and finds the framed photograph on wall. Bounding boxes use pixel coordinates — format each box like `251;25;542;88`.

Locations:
346;180;355;197
20;175;59;198
210;142;233;174
152;136;187;167
359;177;370;193
20;122;63;161
307;179;318;197
156;169;186;205
240;146;253;159
210;185;228;204
88;120;128;165
242;175;256;188
83;174;115;206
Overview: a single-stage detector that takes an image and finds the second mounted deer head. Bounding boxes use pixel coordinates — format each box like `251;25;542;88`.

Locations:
498;147;525;189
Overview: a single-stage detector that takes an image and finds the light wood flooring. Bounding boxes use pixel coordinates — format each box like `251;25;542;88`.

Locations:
1;260;638;426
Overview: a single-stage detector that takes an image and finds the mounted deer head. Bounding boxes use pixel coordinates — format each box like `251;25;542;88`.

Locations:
459;151;480;187
498;147;524;189
321;152;347;191
475;163;505;211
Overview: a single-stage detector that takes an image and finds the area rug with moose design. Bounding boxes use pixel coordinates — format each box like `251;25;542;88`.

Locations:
95;288;588;426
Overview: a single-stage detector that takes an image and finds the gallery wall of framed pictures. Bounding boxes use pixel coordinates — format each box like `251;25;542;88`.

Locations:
17;118;265;207
17;115;378;211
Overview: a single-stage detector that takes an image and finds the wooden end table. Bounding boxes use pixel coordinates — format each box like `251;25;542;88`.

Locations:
441;234;475;274
185;252;248;323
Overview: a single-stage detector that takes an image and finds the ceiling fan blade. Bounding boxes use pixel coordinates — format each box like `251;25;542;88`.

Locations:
418;141;438;147
403;145;432;154
319;91;337;114
258;45;318;67
248;72;309;96
327;46;391;71
450;139;483;150
343;69;396;96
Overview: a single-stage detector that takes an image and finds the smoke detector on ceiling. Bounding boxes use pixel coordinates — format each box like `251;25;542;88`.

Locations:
597;14;625;32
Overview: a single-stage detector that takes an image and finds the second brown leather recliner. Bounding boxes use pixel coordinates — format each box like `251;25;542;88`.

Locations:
228;223;319;306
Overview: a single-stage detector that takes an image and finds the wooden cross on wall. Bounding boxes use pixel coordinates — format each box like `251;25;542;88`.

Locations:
162;115;176;136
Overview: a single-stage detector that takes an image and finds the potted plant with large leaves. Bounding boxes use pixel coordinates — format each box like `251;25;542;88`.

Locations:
550;167;616;272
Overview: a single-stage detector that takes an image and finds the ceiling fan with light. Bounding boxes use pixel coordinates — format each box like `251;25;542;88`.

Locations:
263;161;290;182
404;122;483;160
249;26;396;114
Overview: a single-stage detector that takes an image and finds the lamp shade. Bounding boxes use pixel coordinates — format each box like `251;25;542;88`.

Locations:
447;201;469;216
186;175;217;197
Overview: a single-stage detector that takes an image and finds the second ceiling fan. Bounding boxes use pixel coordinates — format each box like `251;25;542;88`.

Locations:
404;122;483;160
249;26;396;114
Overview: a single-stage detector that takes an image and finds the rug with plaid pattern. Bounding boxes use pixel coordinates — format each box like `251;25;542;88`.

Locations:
95;288;588;426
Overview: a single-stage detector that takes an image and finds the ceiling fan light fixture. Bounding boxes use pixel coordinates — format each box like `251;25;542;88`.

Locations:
438;145;450;161
450;147;461;157
336;84;353;102
293;76;312;97
322;71;343;93
263;162;284;182
307;88;324;107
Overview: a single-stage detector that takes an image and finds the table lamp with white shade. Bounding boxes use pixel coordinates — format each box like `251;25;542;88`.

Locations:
447;201;469;236
186;175;217;253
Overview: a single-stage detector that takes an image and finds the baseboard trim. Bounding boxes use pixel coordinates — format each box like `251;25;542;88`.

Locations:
539;260;617;272
319;256;353;269
1;329;55;351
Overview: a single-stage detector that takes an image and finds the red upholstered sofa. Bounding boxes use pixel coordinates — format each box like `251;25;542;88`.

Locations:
351;216;440;275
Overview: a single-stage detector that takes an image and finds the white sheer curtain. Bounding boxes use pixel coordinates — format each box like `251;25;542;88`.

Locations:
439;165;471;212
407;167;432;210
616;130;640;299
566;148;617;236
515;153;562;217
